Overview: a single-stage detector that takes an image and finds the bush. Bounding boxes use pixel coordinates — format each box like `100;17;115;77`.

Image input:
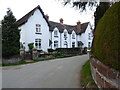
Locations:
48;49;54;53
82;47;87;54
28;43;34;50
92;2;120;71
56;48;81;54
37;50;43;52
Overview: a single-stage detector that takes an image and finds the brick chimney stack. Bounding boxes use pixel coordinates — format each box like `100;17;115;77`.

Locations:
45;14;49;20
77;21;81;33
60;18;63;24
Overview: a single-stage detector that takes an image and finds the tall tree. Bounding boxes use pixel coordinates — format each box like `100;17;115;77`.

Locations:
2;8;20;57
94;2;110;30
61;0;111;28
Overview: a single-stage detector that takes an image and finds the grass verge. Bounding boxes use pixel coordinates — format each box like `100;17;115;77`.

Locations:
80;60;98;88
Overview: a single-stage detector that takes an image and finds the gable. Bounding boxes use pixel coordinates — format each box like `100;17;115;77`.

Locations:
17;5;50;27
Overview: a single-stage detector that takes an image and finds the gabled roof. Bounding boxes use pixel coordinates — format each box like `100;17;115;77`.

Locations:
80;22;89;34
49;21;89;35
17;5;50;27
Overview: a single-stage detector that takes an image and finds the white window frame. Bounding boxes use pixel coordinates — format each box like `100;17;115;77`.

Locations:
64;32;67;40
35;39;41;49
88;42;91;47
36;24;41;33
54;41;58;48
54;30;58;37
72;42;75;48
88;33;91;40
72;33;75;39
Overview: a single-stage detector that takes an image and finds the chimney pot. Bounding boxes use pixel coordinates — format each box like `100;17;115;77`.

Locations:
77;21;81;33
45;14;49;20
60;18;63;24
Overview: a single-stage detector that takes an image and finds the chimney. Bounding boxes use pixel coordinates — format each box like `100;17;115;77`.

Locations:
45;14;49;20
60;18;63;24
77;21;81;33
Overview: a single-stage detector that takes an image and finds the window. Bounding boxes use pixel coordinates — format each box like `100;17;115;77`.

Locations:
72;33;75;39
88;42;91;47
54;30;58;37
72;42;75;48
36;24;41;33
88;33;91;40
54;41;58;48
64;32;67;40
78;41;83;47
35;39;41;49
64;41;68;48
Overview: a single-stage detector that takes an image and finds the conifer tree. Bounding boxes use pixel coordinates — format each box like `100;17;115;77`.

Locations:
2;8;20;57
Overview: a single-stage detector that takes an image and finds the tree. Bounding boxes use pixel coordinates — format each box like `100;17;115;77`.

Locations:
2;8;20;57
61;0;113;28
94;2;110;30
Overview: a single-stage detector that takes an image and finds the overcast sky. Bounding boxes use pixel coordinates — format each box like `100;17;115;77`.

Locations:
0;0;96;26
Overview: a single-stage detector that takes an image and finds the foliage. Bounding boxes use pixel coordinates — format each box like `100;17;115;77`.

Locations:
48;49;54;53
37;49;43;52
94;2;110;30
82;47;88;54
81;60;98;88
2;8;20;57
28;43;34;50
62;0;98;11
56;47;81;54
92;2;120;71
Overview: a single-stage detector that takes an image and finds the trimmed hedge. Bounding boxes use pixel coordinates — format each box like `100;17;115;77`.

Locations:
92;2;120;71
56;48;81;54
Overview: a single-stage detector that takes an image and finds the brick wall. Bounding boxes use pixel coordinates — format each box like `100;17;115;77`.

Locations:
90;58;120;89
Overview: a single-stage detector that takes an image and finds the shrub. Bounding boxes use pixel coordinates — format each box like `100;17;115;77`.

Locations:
56;48;81;54
92;2;120;71
82;47;87;54
37;50;43;52
48;49;54;53
28;43;34;50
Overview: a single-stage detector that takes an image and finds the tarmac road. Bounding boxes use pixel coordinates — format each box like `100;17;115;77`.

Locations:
2;54;89;88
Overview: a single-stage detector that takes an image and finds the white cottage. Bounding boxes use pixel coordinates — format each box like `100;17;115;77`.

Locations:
49;19;93;49
17;5;50;52
17;5;93;52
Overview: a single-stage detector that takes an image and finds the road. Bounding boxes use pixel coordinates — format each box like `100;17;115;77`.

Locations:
2;54;89;88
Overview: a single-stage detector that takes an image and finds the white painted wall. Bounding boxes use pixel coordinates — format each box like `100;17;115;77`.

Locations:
79;23;93;48
51;27;61;49
19;9;93;52
61;29;70;48
71;30;77;47
19;9;49;52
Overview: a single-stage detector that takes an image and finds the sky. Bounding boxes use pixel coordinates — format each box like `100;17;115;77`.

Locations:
0;0;96;27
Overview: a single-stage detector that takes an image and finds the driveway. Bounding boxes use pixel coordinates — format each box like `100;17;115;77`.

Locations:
2;54;89;88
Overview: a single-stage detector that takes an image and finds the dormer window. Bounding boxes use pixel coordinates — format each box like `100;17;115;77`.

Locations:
64;32;67;40
54;30;58;37
36;24;41;34
72;33;75;39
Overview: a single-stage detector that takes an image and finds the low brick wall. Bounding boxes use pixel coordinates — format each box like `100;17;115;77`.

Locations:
90;58;120;89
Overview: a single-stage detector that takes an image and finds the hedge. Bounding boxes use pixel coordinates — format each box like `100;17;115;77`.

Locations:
92;2;120;71
56;48;82;54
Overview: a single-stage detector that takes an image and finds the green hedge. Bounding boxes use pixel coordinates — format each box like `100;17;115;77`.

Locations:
56;47;81;54
92;2;120;71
